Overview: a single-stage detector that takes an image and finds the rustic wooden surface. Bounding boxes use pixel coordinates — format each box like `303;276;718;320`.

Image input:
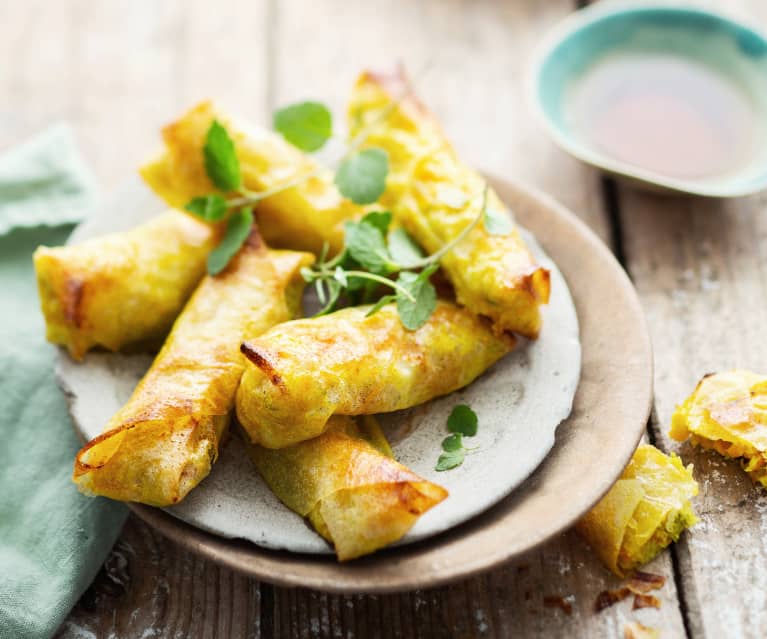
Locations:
1;0;762;636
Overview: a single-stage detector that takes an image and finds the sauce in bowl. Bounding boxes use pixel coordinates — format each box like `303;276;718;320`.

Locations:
564;52;759;181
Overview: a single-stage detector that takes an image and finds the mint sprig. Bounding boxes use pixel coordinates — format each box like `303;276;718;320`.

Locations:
301;187;489;330
436;404;479;471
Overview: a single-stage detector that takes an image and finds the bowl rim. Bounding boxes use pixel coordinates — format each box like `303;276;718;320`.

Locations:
527;0;767;198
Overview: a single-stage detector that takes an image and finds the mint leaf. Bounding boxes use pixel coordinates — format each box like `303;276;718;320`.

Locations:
442;433;463;452
335;148;388;204
204;121;241;192
447;404;478;437
361;210;392;235
484;205;514;236
388;227;424;267
344;219;393;274
185;194;228;222
207;207;253;275
273;101;332;152
395;265;438;330
436;449;465;471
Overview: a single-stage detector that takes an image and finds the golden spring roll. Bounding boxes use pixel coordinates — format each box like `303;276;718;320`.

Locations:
236;301;514;448
34;210;219;360
670;370;767;486
73;234;313;505
347;68;550;338
577;445;698;577
141;101;365;255
242;415;448;561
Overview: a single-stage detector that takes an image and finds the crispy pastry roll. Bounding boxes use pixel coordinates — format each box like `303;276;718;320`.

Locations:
73;235;313;505
236;301;514;448
670;370;767;486
242;415;448;560
577;445;698;577
34;210;218;360
141;101;364;255
347;68;550;338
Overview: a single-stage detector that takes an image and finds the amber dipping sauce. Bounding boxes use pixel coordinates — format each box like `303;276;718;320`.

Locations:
565;53;760;180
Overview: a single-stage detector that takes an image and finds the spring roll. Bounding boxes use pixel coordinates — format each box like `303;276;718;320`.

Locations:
34;210;219;360
242;415;448;561
670;370;767;487
577;445;698;577
347;68;550;338
141;101;365;255
236;301;514;448
73;233;313;505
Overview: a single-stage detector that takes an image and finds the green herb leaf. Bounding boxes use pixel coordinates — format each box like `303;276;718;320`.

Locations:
388;227;425;267
273;101;333;152
484;205;514;236
185;194;228;222
395;265;438;330
335;148;389;204
436;449;465;471
361;210;392;235
204;121;241;192
442;433;463;452
365;294;396;318
316;279;342;316
344;219;393;274
447;404;478;437
207;207;253;275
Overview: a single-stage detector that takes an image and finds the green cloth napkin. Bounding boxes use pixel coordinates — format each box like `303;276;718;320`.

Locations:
0;126;128;639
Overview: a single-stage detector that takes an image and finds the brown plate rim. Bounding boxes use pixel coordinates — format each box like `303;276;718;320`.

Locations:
115;175;652;593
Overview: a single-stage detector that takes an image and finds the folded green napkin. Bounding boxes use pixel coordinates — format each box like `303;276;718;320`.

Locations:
0;126;127;639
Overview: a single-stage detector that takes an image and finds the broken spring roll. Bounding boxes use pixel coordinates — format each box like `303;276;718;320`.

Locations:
34;210;219;360
242;415;448;561
236;301;514;448
347;68;550;338
73;235;313;505
670;370;767;486
577;445;698;577
141;101;365;255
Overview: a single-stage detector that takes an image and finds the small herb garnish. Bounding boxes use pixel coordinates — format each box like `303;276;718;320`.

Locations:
447;403;478;436
300;188;489;329
184;100;392;274
183;81;513;280
203;120;242;192
436;404;479;471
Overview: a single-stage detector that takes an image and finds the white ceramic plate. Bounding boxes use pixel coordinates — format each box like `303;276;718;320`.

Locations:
59;177;580;554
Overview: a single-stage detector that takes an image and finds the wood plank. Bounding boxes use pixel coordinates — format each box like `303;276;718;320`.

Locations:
604;0;767;635
619;189;767;639
0;0;270;190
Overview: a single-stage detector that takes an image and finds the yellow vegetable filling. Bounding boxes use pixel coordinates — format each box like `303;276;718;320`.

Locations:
577;444;698;577
670;370;767;487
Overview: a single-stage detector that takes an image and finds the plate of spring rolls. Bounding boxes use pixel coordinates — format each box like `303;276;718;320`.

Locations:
36;68;652;591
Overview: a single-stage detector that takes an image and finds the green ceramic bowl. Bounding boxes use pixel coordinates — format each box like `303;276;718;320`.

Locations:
530;2;767;197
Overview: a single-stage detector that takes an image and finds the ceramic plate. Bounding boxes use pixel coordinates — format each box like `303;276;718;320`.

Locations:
58;176;651;591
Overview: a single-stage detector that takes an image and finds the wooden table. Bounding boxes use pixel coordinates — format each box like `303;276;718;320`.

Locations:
4;0;764;636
